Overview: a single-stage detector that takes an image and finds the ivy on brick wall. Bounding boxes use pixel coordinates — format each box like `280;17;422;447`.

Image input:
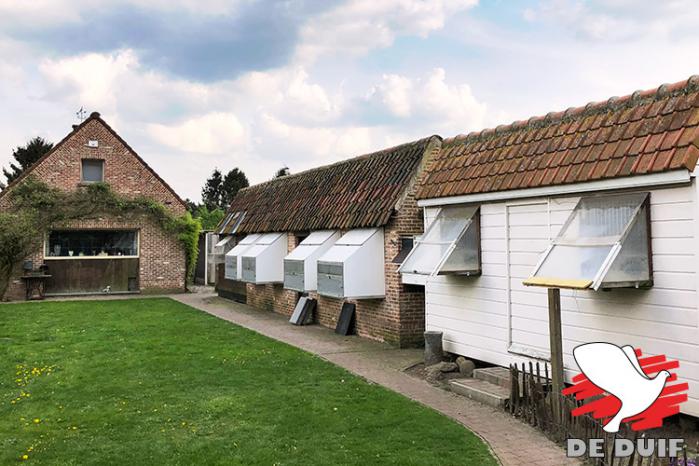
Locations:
0;177;201;299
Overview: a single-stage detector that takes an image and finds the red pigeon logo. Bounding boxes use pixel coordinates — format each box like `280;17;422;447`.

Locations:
563;343;688;432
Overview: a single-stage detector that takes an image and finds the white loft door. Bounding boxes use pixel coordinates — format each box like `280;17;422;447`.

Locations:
507;201;552;359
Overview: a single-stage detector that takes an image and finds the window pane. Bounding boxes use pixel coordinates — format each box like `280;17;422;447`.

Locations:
422;206;476;244
81;159;103;182
400;243;453;274
535;245;613;281
47;230;137;257
603;207;651;284
559;193;647;242
440;220;479;273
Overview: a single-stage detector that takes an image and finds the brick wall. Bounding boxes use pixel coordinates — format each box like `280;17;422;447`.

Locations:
245;233;301;316
0;115;187;300
234;138;440;347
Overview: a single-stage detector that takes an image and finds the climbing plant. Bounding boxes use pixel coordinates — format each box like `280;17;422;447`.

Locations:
0;177;201;299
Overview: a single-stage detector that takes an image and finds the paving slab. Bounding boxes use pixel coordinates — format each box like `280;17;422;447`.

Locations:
173;291;582;466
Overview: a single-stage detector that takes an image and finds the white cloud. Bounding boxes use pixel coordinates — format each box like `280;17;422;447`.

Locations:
148;112;246;154
367;68;487;133
296;0;478;62
523;0;699;41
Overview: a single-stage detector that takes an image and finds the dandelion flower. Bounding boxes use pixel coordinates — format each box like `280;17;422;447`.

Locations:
33;419;40;424
21;454;28;460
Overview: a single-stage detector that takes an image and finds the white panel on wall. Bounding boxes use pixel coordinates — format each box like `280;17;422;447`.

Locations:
423;183;699;417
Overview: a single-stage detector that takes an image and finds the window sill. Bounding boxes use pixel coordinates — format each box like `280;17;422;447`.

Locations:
78;181;105;186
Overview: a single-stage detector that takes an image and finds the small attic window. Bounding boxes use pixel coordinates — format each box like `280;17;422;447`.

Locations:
399;205;481;277
524;192;651;290
81;159;104;183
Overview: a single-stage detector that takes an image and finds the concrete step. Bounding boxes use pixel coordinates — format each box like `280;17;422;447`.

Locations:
473;366;511;388
449;378;510;409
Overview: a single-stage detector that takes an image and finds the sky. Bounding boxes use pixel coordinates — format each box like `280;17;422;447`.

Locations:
1;0;698;202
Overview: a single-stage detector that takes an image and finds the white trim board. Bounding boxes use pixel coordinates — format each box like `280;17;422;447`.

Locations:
417;170;692;207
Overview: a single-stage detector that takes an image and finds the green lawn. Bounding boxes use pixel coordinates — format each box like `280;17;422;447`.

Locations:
0;298;496;465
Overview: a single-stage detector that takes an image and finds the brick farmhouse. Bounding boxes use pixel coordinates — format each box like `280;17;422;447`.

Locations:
0;112;187;300
216;136;441;347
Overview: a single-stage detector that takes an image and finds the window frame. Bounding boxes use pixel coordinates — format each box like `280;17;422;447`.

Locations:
526;192;652;290
80;159;105;183
398;205;481;277
44;229;140;260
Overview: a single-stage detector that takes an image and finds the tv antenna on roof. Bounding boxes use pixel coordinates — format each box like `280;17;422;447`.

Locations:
76;107;87;122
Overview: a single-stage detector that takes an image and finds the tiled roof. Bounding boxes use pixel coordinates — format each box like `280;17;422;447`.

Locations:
220;136;438;234
417;77;699;200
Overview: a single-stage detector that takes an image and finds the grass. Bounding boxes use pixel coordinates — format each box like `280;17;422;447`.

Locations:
0;298;497;465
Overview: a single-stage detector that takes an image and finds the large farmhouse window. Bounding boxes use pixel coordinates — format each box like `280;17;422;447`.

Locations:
46;230;138;258
224;234;261;280
81;159;104;183
399;205;481;278
524;192;652;290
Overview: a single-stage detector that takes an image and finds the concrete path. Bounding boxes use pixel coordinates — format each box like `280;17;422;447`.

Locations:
173;291;581;466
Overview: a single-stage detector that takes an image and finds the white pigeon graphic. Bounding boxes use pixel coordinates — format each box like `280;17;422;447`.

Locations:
572;342;670;433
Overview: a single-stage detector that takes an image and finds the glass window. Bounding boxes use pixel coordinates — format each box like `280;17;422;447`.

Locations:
525;192;651;290
47;230;138;257
81;159;104;182
399;205;480;276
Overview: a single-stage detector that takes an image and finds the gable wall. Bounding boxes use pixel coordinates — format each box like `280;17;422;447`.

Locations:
1;118;184;214
423;182;699;416
1;117;186;300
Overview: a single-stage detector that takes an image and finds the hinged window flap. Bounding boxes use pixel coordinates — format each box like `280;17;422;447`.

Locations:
399;205;480;276
215;236;234;248
218;211;246;235
524;192;651;290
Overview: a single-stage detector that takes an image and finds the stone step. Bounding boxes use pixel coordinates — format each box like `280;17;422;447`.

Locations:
449;378;510;409
473;366;511;388
474;365;551;390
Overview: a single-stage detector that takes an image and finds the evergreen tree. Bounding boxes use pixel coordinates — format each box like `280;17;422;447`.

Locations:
221;168;249;208
201;169;224;210
3;137;54;185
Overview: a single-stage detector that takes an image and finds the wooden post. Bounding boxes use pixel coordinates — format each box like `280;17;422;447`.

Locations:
548;287;564;422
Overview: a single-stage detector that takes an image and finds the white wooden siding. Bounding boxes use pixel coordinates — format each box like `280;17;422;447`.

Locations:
424;182;699;417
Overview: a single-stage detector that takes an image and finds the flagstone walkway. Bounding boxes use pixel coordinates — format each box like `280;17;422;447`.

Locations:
173;291;582;466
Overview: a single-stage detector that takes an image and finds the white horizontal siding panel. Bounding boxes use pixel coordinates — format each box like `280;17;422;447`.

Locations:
651;219;695;238
428;280;507;303
429;314;509;341
481;251;506;265
653;254;696;273
424;183;699;416
480;212;506;227
559;294;696;326
652;271;696;291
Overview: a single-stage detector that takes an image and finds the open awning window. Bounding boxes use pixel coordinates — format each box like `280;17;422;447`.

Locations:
214;236;234;249
524;192;652;290
399;205;481;277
